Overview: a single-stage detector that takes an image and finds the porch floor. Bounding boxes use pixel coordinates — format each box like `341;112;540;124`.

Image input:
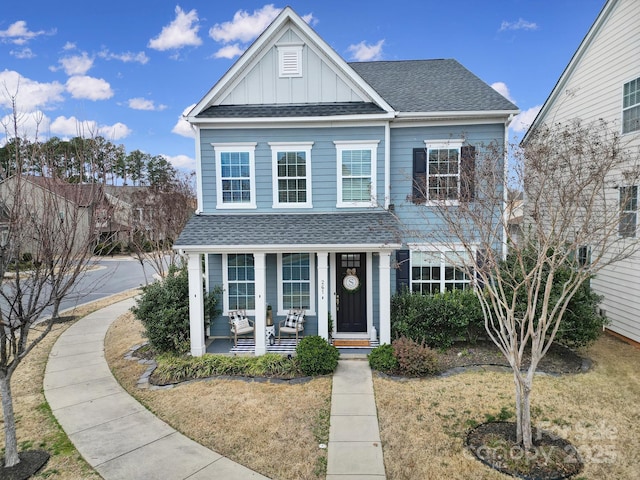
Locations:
205;337;379;356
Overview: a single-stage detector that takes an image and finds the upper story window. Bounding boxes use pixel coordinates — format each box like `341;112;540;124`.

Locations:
335;140;379;207
412;141;475;204
277;253;315;315
278;45;303;78
212;143;257;209
619;185;638;238
269;142;313;208
410;249;472;294
623;77;640;134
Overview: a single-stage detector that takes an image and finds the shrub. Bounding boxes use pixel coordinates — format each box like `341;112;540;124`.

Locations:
131;265;219;354
368;344;399;373
295;336;339;376
391;289;483;349
392;337;439;376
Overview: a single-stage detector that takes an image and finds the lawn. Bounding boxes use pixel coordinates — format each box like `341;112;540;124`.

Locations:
374;334;640;479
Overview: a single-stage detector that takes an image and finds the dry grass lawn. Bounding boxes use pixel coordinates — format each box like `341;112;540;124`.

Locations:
374;335;640;479
0;289;140;479
105;312;332;480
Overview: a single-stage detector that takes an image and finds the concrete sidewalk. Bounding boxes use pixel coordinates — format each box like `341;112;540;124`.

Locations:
44;298;268;480
327;359;386;479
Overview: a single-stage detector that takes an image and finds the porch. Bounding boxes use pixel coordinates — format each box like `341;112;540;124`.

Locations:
205;337;380;356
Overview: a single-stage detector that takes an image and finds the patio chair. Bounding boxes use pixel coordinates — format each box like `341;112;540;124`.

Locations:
228;310;255;346
278;309;305;345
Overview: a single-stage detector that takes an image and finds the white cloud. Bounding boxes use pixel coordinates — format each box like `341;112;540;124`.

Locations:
63;42;76;51
491;82;515;103
163;153;195;171
509;105;541;133
58;52;93;75
10;47;35;59
148;6;202;51
98;49;150;64
213;43;245;59
347;40;384;61
172;104;195;138
0;110;51;142
499;18;538;32
0;20;54;45
65;75;113;100
0;70;65;111
209;4;281;43
49;115;131;140
128;97;167;111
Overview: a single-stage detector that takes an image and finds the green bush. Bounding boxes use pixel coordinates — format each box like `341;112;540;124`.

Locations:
131;265;219;354
392;337;439;376
391;289;483;349
368;344;399;373
295;336;339;376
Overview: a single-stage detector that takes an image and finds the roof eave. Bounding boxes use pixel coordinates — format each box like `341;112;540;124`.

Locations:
186;112;396;125
174;242;402;254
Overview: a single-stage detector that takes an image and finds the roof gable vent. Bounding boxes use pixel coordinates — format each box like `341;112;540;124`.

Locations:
278;45;303;78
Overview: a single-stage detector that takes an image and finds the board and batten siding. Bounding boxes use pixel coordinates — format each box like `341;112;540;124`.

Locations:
220;26;365;106
199;126;386;213
535;0;640;344
388;123;506;245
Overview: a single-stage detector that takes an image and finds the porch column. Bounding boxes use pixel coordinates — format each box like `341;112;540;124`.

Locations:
378;251;392;344
316;252;329;340
188;253;206;357
254;252;267;356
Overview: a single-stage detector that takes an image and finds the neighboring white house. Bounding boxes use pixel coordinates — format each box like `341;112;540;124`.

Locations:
524;0;640;345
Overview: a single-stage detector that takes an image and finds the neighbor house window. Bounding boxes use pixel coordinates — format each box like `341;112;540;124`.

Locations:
270;142;313;208
623;77;640;134
619;185;638;238
277;253;315;314
410;249;471;294
335;140;378;207
213;143;257;209
225;254;255;312
412;141;475;203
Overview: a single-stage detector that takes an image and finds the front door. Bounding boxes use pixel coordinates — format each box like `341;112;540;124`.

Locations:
336;253;367;333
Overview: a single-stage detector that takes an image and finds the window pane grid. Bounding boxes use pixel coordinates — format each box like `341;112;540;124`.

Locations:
623;77;640;133
228;254;255;310
427;148;460;201
411;251;471;293
221;152;251;204
341;149;372;202
277;151;307;204
620;186;638;237
282;253;311;309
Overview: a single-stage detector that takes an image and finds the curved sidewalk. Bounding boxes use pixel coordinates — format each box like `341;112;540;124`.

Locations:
44;298;267;480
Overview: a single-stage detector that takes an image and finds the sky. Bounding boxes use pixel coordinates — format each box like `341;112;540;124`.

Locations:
0;0;607;173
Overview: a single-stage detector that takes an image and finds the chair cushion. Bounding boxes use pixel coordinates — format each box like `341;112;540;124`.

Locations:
233;317;251;331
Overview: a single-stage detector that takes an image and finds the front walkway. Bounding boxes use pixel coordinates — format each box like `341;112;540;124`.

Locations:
44;298;267;480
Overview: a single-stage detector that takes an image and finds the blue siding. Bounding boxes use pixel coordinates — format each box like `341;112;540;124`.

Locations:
200;126;385;213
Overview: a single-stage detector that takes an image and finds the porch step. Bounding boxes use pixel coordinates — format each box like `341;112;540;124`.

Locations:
332;339;371;347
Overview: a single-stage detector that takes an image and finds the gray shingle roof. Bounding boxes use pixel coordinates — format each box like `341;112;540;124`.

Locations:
198;102;385;118
174;212;401;248
349;59;518;113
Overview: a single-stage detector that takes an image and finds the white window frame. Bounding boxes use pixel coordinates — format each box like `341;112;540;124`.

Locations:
622;76;640;134
423;140;463;206
335;140;379;208
619;185;638;238
222;253;255;315
278;45;303;78
212;143;257;209
276;252;316;316
408;245;474;294
269;142;313;208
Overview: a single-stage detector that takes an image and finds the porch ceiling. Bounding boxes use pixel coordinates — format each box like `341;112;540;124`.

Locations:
174;211;402;253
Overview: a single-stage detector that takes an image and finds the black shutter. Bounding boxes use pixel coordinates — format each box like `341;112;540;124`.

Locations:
395;249;410;292
460;145;476;202
412;148;427;203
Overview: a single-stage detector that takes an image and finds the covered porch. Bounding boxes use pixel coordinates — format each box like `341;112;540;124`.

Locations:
174;212;401;356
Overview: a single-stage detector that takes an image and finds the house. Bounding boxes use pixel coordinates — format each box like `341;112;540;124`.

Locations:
174;7;518;356
522;0;640;345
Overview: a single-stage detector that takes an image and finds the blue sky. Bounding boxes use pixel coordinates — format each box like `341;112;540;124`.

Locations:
0;0;606;173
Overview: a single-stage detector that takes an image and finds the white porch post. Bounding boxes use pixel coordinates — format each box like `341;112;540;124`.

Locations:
316;252;329;340
254;252;267;356
379;251;392;344
188;253;206;356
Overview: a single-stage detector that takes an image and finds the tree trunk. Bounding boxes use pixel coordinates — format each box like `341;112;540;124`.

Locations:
514;372;533;449
0;374;20;467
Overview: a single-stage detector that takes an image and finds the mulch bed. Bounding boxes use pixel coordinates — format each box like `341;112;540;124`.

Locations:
436;341;589;375
1;450;50;480
466;422;583;479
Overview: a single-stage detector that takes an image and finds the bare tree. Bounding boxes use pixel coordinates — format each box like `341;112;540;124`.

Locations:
0;100;106;470
405;120;640;449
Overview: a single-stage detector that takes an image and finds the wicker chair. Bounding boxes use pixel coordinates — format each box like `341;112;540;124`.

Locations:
278;309;305;344
228;310;255;346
